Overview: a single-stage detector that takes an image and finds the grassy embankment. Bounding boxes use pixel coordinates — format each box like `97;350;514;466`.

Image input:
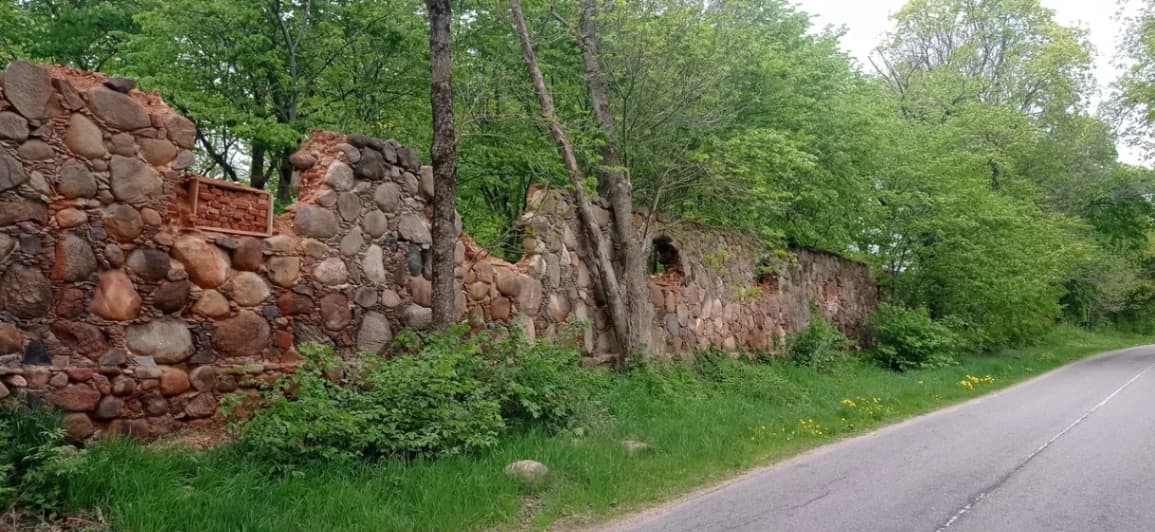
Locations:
57;326;1153;531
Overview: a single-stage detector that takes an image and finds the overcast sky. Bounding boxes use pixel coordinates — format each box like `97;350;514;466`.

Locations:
793;0;1146;165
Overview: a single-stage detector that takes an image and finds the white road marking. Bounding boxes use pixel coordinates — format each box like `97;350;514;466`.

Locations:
935;359;1155;531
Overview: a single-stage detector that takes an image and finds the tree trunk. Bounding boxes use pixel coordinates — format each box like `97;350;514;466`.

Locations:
276;154;293;206
577;0;651;363
508;0;634;357
427;0;459;330
250;143;268;189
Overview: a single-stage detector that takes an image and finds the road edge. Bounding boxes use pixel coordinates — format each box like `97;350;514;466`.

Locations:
585;343;1155;532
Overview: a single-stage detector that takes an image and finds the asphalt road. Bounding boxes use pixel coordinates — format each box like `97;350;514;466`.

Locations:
601;345;1155;532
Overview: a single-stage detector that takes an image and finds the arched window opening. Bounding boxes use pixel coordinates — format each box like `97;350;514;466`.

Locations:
651;236;683;283
755;258;780;293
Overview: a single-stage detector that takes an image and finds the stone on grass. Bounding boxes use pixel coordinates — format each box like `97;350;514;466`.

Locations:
504;460;549;483
623;440;650;455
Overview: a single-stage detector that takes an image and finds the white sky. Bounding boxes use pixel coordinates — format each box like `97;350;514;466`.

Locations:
794;0;1146;165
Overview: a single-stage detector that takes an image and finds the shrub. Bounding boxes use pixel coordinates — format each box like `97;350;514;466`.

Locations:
0;401;81;516
788;316;854;370
230;338;504;466
472;329;593;429
870;303;959;371
229;327;594;468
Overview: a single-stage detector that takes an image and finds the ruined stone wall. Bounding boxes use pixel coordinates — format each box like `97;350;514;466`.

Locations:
508;189;879;362
0;62;877;442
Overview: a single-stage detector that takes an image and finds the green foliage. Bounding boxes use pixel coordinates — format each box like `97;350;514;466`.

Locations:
0;0;140;70
469;328;595;429
53;327;1153;531
870;304;959;371
4;0;1153;350
229;328;594;468
0;401;81;516
230;340;500;466
787;316;854;370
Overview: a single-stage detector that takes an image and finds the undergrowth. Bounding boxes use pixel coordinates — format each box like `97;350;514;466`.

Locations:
3;325;1150;531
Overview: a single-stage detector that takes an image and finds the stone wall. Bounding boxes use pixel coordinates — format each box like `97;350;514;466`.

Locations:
505;189;879;362
0;61;877;442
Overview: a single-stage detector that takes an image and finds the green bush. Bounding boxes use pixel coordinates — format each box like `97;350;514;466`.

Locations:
788;316;854;370
870;303;959;371
1;401;81;516
472;329;594;429
229;327;594;468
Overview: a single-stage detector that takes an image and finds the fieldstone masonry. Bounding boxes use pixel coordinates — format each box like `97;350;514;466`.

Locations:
0;61;877;441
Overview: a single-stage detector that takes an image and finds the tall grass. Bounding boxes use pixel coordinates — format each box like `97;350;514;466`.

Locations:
54;326;1153;531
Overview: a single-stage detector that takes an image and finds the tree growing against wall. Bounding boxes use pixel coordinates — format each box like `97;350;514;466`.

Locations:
426;0;458;330
574;0;651;359
508;0;634;358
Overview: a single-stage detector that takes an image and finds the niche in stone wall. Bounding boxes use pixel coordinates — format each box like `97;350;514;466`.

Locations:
651;235;683;283
755;257;781;294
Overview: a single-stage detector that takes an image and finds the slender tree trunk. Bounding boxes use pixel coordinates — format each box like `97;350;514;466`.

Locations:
428;0;459;330
250;144;268;189
577;0;651;363
276;154;293;205
509;0;633;356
